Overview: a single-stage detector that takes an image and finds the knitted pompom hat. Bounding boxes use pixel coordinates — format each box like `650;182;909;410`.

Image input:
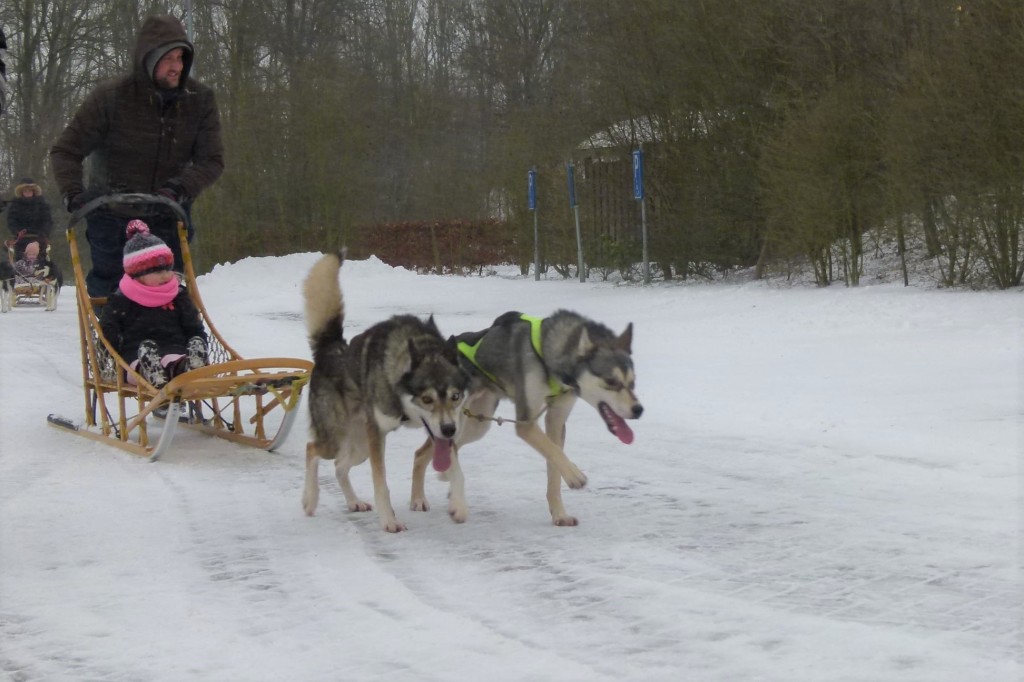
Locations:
123;219;174;278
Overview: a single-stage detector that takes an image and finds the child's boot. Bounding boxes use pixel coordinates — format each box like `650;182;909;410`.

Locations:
186;336;208;371
137;340;167;387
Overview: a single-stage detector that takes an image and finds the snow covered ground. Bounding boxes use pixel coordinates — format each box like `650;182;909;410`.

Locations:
0;254;1020;681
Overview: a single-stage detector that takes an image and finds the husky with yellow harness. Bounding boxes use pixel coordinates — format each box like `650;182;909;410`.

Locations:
410;310;643;526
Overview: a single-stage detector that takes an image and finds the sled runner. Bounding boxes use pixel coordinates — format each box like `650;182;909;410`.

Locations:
50;193;312;461
1;230;60;312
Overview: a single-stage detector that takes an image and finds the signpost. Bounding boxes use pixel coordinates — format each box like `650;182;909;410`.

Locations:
528;168;539;281
633;149;651;284
567;162;585;282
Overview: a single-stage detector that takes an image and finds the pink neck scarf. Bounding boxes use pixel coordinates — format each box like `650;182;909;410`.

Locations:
118;274;179;308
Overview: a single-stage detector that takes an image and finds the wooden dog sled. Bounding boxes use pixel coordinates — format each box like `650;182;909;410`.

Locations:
48;193;312;461
1;229;60;312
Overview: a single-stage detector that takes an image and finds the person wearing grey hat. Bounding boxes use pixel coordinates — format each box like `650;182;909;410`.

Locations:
49;14;224;297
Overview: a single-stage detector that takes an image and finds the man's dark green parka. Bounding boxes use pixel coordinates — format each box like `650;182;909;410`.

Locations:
50;15;224;205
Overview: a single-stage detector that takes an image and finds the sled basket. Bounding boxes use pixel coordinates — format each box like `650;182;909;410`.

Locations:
54;193;312;461
1;230;60;312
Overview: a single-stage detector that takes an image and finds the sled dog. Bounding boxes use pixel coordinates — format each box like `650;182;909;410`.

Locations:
302;252;471;532
0;261;12;301
411;310;642;526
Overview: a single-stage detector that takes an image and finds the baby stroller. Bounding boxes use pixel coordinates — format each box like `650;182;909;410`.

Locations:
0;229;62;312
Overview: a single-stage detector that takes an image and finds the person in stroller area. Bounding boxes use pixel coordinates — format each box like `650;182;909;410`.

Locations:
13;240;44;278
99;220;209;388
6;179;61;278
0;178;63;303
6;178;54;237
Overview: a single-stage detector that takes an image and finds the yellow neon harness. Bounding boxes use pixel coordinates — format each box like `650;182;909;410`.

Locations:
457;314;564;397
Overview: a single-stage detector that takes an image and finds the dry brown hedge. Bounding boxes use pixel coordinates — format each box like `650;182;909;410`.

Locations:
351;219;516;274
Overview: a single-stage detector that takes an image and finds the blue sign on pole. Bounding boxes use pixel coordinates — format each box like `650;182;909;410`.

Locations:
567;163;577;208
633;149;644;200
528;169;537;211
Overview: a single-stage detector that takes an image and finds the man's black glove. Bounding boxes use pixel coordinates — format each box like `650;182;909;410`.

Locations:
156;181;187;205
65;187;109;214
64;192;86;213
65;190;104;213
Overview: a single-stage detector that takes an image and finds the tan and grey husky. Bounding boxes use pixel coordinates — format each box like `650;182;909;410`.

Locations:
411;310;642;526
302;252;470;532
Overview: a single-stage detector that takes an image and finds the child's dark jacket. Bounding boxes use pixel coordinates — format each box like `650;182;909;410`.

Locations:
99;286;206;363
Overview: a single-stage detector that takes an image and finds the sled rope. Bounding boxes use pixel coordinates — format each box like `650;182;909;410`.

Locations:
462;402;549;427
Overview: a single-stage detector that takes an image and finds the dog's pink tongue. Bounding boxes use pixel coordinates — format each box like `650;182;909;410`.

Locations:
605;408;634;445
432;438;452;472
614;415;635;445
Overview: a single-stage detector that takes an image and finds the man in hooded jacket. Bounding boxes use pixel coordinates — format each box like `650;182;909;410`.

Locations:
50;14;224;297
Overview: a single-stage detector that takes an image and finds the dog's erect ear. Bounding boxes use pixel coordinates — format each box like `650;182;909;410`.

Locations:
407;338;425;366
425;314;441;335
577;328;594;356
444;336;460;363
617;323;634;354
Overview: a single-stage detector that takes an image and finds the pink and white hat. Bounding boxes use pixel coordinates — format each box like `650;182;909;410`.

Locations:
123;219;174;278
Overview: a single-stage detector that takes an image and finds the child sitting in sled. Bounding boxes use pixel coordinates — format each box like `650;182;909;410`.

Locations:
99;219;208;388
13;239;45;278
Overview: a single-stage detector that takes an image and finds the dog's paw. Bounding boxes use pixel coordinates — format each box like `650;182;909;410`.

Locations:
562;463;588;489
410;497;430;512
553;514;579;527
349;500;373;512
302;492;318;516
448;504;468;524
382;518;407;533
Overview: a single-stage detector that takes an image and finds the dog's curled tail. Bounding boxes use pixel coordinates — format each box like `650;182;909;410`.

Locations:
303;249;347;349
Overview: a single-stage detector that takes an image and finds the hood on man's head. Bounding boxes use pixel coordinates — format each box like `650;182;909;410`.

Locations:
133;15;194;88
144;40;192;84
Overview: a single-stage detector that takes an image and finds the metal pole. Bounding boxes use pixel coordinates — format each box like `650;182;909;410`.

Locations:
533;211;540;281
528;168;540;281
573;205;585;283
567;162;585;283
633;148;650;285
640;198;650;284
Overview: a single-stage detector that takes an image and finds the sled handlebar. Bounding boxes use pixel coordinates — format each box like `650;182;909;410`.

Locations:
67;193;188;230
